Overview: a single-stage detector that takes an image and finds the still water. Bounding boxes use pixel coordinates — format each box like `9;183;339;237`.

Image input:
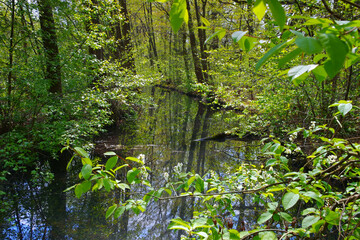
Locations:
1;87;261;239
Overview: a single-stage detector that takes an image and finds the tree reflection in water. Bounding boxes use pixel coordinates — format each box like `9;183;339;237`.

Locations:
1;88;260;239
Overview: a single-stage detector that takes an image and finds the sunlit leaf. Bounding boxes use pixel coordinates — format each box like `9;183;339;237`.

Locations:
288;64;318;81
318;33;349;78
105;156;118;170
295;37;322;54
170;0;188;33
201;16;210;26
205;29;226;45
114;206;126;218
338;103;352;116
81;164;92;180
278;48;302;68
232;31;247;43
74;147;89;158
127;168;141;184
126;157;144;165
325;211;340;225
253;0;266;21
267;0;286;31
256;40;293;70
302;215;320;228
104;151;117;156
259;231;276;240
279;212;292;222
105;204;117;219
282;192;299;210
257;211;273;224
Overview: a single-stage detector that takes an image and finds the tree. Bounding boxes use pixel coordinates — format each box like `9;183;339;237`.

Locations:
38;0;62;94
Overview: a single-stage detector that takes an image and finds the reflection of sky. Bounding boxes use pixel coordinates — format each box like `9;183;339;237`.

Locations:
2;88;261;239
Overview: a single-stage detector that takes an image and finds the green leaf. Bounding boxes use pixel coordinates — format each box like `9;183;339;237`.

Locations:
105;156;118;171
103;177;112;191
66;155;75;171
74;147;89;158
253;0;266;21
186;175;196;191
170;0;188;33
114;206;126;218
143;190;154;203
194;232;209;238
126;157;144;165
279;212;293;222
63;185;76;192
290;30;304;38
168;218;191;231
302;191;324;206
75;184;83;198
338;103;352;116
282;192;300;210
205;29;226;45
105;204;117;219
127;168;141;184
81;164;92;180
267;0;286;31
278;48;302;68
312;65;327;82
195;175;205;193
256;40;293;70
257;211;273;224
237;36;258;52
304;18;332;26
229;229;241;239
113;164;129;172
104;151;117;156
192;217;210;229
302;215;320;228
295;37;323;54
302;207;318;215
201;16;210;26
232;31;247;43
318;33;349;78
312;219;325;232
81;158;92;166
288;64;318;81
259;231;276;240
325;211;340;225
74;181;91;198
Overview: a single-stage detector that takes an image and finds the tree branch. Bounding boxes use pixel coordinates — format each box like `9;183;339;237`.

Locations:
146;182;287;201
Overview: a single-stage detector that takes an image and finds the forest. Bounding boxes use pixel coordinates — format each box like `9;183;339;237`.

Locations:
1;0;360;239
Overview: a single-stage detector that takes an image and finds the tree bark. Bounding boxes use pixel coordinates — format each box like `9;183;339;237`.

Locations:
116;0;136;72
185;0;205;83
38;0;62;95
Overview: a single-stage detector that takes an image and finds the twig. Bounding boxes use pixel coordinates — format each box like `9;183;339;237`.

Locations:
146;182;287;201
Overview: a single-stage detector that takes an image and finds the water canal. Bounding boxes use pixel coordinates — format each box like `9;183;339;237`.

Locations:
1;87;262;239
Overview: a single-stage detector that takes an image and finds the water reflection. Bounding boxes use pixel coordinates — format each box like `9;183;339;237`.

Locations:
1;87;260;239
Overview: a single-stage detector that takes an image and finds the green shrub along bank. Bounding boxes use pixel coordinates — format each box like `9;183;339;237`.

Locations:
67;104;360;239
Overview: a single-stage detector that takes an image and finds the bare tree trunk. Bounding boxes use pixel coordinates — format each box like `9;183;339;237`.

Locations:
185;0;205;83
194;0;209;81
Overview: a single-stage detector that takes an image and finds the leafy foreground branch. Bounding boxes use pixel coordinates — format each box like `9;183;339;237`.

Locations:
65;105;360;240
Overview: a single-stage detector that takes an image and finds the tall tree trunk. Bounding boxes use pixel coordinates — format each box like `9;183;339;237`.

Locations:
116;0;136;72
38;0;62;95
144;2;159;67
194;0;209;81
185;0;205;83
